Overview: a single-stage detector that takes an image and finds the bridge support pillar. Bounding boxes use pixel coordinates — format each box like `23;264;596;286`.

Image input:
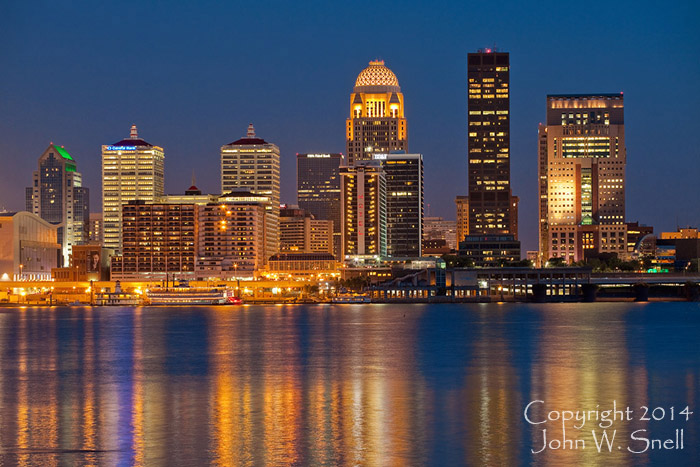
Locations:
581;283;598;302
633;283;649;302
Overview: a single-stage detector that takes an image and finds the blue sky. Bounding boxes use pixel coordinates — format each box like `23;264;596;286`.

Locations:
1;0;699;251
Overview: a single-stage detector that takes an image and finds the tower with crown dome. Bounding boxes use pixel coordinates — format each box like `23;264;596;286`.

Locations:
346;60;407;165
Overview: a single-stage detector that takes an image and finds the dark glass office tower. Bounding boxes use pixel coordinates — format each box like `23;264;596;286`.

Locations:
378;153;423;258
467;50;513;235
297;153;343;258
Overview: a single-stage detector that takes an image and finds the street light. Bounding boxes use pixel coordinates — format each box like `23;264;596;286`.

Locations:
233;263;240;298
19;264;23;281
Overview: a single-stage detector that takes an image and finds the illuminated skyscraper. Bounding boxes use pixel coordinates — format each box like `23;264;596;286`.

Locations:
538;93;627;264
297;153;343;257
102;125;165;251
340;161;386;258
26;143;89;265
374;153;423;257
221;124;280;259
461;50;520;266
346;60;407;165
467;50;514;235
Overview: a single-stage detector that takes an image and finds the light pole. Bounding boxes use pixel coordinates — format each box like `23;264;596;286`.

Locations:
233;263;240;298
19;264;23;281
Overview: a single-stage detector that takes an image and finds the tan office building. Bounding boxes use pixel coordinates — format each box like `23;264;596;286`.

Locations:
102;125;165;252
279;206;333;255
221;124;279;258
538;93;627;264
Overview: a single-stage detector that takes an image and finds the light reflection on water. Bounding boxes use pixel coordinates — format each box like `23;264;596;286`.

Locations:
0;303;698;466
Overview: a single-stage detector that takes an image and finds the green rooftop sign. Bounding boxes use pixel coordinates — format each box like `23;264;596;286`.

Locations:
54;145;74;161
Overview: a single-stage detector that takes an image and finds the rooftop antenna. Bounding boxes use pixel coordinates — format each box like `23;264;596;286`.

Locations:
130;124;138;139
191;169;196;187
247;123;255;138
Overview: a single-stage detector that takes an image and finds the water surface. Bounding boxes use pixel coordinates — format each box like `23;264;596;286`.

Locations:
0;303;698;466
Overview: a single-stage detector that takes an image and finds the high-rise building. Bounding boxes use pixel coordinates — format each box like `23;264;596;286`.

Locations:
221;124;280;259
455;195;469;244
467;50;514;235
340;161;386;258
374;153;423;257
297;153;343;257
109;201;197;281
102;125;165;252
462;50;520;265
196;192;271;278
26;143;89;265
346;60;407;165
538;93;627;264
279;206;333;255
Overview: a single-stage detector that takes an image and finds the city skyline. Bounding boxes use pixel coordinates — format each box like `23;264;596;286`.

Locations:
1;1;699;254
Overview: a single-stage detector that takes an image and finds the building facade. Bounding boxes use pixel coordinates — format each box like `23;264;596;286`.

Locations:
26;143;89;265
459;235;521;267
0;211;60;281
102;125;165;252
424;217;458;251
110;201;197;281
375;153;423;257
340;161;386;258
89;212;103;244
538;94;627;264
279;206;334;255
346;60;407;165
52;245;114;282
455;195;469;244
467;50;514;235
196;192;270;278
221;124;280;258
297;153;343;257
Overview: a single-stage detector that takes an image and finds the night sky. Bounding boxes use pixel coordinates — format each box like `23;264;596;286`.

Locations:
1;0;699;252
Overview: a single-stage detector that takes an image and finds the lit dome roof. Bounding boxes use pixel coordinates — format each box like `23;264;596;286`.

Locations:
354;60;400;92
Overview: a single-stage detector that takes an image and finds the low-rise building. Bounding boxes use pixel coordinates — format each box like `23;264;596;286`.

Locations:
52;245;114;281
0;211;60;281
279;206;334;255
267;252;338;278
458;234;521;267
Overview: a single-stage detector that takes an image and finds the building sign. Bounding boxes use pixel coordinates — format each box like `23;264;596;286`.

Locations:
106;146;137;151
306;154;331;158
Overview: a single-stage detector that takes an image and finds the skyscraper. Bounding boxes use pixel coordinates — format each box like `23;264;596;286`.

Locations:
467;50;514;235
340;161;386;258
538;93;627;264
297;153;343;257
374;153;424;257
102;125;165;251
346;60;407;165
26;143;89;265
461;49;520;266
221;124;280;259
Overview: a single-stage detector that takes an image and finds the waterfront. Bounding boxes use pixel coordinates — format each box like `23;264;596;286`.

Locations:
0;303;699;466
